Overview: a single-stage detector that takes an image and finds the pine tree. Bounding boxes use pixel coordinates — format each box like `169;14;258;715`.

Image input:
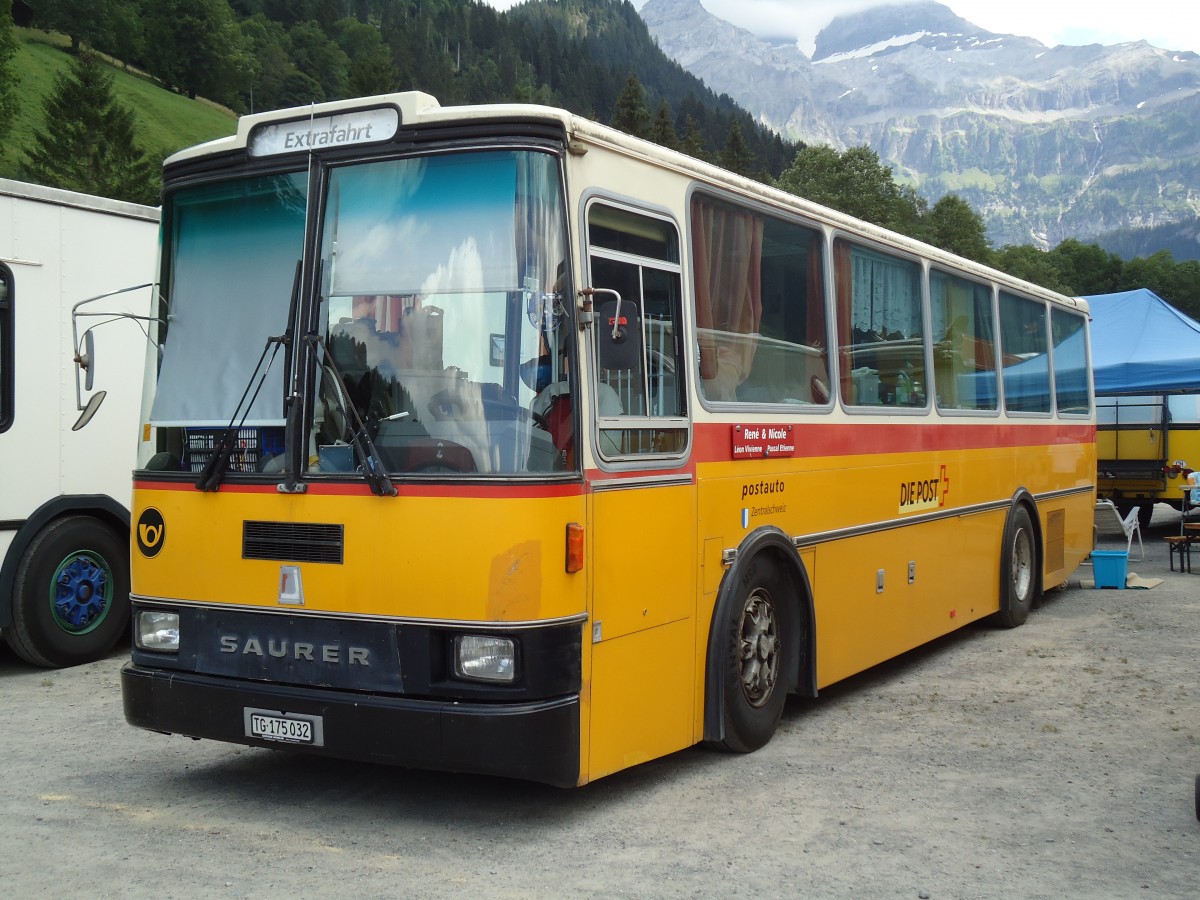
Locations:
610;73;650;139
0;0;17;144
718;121;753;177
649;100;678;151
679;114;707;162
20;51;159;205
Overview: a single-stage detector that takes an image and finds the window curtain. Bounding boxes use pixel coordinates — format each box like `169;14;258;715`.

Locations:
805;233;826;344
692;197;764;400
515;152;566;301
514;153;568;389
150;174;305;426
850;248;920;337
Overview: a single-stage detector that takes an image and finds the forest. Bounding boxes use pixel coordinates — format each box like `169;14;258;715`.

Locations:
2;0;1198;314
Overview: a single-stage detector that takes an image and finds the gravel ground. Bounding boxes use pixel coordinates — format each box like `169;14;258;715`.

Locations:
1;504;1197;898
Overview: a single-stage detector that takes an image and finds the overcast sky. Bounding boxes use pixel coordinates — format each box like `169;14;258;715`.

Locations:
482;1;1200;56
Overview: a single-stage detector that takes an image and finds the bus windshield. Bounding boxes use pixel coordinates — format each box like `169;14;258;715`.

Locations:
146;149;573;479
313;150;572;477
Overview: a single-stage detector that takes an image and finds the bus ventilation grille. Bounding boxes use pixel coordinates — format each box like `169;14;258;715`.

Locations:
242;521;345;565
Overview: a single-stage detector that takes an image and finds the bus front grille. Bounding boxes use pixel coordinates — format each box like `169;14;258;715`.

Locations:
242;521;344;565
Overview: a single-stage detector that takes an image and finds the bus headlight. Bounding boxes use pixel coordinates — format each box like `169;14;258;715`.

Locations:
453;635;517;683
135;609;180;652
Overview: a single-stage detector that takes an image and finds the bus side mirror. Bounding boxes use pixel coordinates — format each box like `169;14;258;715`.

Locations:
69;280;156;420
75;328;96;391
72;389;106;431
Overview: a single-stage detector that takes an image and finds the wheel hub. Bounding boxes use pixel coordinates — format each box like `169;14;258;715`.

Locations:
739;593;780;708
1012;527;1032;600
52;554;110;633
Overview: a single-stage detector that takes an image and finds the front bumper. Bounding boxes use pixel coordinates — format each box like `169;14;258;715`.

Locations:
122;664;581;787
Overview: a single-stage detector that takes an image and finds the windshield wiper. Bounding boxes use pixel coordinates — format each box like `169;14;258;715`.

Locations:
194;333;286;491
279;259;305;494
309;333;396;497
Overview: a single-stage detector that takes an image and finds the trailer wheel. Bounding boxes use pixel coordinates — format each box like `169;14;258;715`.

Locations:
7;516;129;668
714;555;793;752
1138;505;1154;531
992;505;1039;629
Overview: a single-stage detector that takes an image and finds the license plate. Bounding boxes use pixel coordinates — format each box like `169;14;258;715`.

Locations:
244;708;324;746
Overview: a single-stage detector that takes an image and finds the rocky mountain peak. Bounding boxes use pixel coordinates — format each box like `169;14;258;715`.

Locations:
812;1;999;61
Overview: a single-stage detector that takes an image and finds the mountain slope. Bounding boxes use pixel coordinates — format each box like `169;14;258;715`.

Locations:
641;0;1200;252
0;31;236;184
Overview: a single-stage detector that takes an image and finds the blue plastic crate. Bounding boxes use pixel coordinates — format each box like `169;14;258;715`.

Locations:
1092;550;1128;589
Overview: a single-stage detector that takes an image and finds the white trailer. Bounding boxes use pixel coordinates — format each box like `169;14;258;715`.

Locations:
0;179;158;667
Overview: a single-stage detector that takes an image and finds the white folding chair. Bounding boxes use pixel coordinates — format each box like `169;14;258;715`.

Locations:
1093;499;1145;560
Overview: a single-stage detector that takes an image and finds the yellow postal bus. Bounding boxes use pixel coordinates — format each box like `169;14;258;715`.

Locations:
121;93;1095;786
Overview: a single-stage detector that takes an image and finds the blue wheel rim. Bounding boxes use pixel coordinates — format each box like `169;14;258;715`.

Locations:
50;551;113;635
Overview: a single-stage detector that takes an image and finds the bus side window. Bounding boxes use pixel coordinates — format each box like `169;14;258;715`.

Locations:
587;203;687;458
1051;308;1090;415
835;240;926;408
930;269;998;411
999;292;1051;414
691;195;830;407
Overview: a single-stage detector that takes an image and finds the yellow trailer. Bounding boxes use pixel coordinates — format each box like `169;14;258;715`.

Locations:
1097;393;1200;527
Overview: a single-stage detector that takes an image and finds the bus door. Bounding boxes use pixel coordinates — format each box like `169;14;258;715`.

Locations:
583;202;697;779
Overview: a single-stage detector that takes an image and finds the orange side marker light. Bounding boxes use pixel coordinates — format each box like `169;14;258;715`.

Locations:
566;522;585;573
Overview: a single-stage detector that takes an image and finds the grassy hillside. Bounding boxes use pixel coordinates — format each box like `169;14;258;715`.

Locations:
1;30;236;186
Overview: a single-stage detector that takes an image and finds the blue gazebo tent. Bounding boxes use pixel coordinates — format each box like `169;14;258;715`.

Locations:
1083;289;1200;395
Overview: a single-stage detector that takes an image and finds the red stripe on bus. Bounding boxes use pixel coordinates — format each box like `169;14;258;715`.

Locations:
132;479;587;499
691;420;1095;461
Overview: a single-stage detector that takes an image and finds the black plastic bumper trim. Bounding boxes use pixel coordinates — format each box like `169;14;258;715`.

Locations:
122;664;581;787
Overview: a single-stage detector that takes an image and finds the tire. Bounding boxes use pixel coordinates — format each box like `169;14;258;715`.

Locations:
7;516;130;668
714;555;794;752
1195;775;1200;822
992;505;1039;629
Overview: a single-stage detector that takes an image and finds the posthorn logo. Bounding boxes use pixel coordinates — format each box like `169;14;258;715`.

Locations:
136;507;165;557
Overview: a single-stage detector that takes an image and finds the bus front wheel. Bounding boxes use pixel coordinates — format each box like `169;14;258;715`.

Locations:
7;516;130;668
992;506;1039;629
715;556;793;752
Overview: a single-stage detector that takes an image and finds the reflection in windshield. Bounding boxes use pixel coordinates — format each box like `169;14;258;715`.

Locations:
311;150;574;476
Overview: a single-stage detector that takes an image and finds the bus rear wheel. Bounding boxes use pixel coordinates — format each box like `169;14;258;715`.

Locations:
992;506;1039;629
715;556;793;752
7;516;130;668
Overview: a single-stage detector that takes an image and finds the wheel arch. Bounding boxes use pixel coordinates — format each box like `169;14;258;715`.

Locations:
0;494;130;628
702;525;817;743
